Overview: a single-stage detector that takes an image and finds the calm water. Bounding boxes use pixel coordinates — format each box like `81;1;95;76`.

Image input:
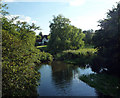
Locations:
37;61;99;96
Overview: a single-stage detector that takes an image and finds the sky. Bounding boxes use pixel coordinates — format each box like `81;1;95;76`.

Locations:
2;0;120;35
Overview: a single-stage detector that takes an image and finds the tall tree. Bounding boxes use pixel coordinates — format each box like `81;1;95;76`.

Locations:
83;29;94;46
39;32;43;36
47;15;85;54
92;2;120;75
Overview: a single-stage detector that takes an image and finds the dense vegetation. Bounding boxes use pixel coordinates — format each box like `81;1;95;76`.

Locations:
1;1;120;97
83;29;94;46
92;2;120;75
55;48;97;65
1;4;52;96
79;3;120;97
47;15;85;54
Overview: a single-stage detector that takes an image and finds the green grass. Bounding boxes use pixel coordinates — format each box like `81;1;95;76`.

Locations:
37;45;47;48
37;45;47;52
63;48;97;54
80;74;120;97
55;48;97;65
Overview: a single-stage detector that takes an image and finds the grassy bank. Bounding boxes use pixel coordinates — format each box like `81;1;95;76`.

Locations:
55;48;97;65
80;74;120;97
37;45;47;52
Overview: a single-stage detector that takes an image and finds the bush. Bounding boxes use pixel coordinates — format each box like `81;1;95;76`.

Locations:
2;63;40;96
2;30;40;96
56;48;97;65
2;29;53;96
35;51;53;64
2;9;53;96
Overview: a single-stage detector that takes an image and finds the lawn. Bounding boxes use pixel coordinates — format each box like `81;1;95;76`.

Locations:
37;45;47;48
37;45;47;52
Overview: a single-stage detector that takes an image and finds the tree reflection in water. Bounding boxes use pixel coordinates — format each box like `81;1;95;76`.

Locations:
51;61;73;90
37;61;108;96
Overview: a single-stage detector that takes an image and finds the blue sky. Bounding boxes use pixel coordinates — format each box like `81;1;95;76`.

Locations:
3;0;119;35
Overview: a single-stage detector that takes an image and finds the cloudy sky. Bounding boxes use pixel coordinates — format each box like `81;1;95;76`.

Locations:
3;0;119;35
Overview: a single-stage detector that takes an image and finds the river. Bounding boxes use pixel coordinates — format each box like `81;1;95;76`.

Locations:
36;61;105;96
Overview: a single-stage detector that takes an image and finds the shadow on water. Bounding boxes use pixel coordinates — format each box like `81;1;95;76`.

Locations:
37;61;112;96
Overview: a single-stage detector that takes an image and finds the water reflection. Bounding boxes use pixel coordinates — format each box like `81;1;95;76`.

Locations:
51;61;73;95
52;62;73;87
37;61;99;96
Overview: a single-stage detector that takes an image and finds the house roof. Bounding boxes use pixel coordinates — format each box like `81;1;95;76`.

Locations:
36;39;42;42
36;35;48;42
42;35;48;40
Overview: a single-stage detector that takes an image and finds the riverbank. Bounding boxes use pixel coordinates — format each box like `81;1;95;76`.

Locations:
55;48;97;65
80;73;120;97
36;45;97;65
36;46;120;97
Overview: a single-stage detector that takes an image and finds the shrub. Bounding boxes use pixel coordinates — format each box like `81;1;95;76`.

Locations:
56;48;97;65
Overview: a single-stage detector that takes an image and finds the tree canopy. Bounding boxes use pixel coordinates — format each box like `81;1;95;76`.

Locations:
83;29;94;46
1;4;53;96
47;15;85;54
92;2;120;75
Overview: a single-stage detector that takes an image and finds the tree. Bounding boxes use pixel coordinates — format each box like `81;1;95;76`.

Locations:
92;2;120;75
47;15;85;54
0;3;9;16
83;29;94;46
39;32;43;36
1;4;52;96
36;35;42;40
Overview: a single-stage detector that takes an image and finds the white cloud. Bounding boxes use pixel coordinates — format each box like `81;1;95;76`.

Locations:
6;14;37;24
3;0;69;2
3;0;120;3
6;14;40;34
71;13;106;31
35;29;41;35
69;0;85;6
3;0;15;2
3;0;85;5
31;20;37;24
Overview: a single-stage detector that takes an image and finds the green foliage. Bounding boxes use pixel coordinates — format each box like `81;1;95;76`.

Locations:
39;32;43;36
2;4;53;96
83;29;94;46
36;32;42;42
92;2;120;75
35;51;53;64
36;35;42;40
2;63;40;96
47;15;85;54
80;74;120;97
56;48;97;65
0;3;9;16
37;45;47;52
2;30;40;96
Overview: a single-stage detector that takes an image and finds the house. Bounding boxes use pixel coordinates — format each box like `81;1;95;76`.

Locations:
36;39;42;45
36;35;49;45
42;35;49;45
